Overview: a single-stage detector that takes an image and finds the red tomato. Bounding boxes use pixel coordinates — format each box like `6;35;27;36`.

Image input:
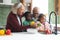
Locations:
6;29;11;35
45;29;51;34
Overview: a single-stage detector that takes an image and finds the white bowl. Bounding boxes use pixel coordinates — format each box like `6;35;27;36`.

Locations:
27;28;38;33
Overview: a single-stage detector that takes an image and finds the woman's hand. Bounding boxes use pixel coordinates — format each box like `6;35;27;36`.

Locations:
30;23;38;28
38;30;44;32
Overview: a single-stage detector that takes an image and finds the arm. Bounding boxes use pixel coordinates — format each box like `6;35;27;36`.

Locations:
6;15;30;32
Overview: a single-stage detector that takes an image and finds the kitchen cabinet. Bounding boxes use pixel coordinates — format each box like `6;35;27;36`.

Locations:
54;0;60;24
55;0;60;15
0;0;18;26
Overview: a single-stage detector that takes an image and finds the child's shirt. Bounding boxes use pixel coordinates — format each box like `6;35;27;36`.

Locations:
23;20;33;26
36;21;50;31
32;17;38;22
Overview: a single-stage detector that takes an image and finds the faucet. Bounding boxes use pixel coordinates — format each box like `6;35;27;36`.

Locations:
49;11;57;35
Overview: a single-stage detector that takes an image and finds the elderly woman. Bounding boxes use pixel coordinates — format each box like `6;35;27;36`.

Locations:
6;3;31;32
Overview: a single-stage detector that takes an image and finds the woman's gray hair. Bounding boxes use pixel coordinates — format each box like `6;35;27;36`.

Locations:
11;3;24;14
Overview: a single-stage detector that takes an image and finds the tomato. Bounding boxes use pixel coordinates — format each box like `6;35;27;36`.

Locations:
45;29;51;34
6;29;11;35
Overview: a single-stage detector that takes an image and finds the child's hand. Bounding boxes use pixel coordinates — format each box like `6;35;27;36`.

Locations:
45;29;52;34
38;29;44;32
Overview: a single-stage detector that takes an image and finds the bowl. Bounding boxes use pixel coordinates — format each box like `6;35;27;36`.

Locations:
27;28;38;33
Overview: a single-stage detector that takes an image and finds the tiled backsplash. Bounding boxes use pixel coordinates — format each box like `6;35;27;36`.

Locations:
0;0;18;26
0;7;11;26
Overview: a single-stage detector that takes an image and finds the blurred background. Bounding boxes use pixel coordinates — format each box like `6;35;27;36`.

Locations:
0;0;60;28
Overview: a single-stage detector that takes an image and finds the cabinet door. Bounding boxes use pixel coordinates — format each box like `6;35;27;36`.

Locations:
58;0;60;15
55;0;60;15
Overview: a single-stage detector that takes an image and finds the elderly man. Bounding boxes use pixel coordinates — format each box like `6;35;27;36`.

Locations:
6;3;32;32
32;7;39;22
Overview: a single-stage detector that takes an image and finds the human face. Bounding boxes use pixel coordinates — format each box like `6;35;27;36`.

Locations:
33;8;39;18
17;6;25;16
39;16;46;23
33;10;39;14
26;14;32;21
33;13;38;18
33;7;39;13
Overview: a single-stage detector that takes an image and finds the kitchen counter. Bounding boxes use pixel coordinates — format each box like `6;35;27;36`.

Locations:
0;24;60;40
0;32;60;40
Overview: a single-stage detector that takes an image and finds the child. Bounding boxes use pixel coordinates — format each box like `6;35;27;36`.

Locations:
23;11;37;28
23;12;33;26
37;14;52;34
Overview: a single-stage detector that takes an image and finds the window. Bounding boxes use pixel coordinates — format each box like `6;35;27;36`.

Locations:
32;0;48;21
32;0;48;14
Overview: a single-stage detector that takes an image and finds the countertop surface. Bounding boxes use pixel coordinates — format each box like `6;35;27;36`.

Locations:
0;24;60;40
0;32;60;40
